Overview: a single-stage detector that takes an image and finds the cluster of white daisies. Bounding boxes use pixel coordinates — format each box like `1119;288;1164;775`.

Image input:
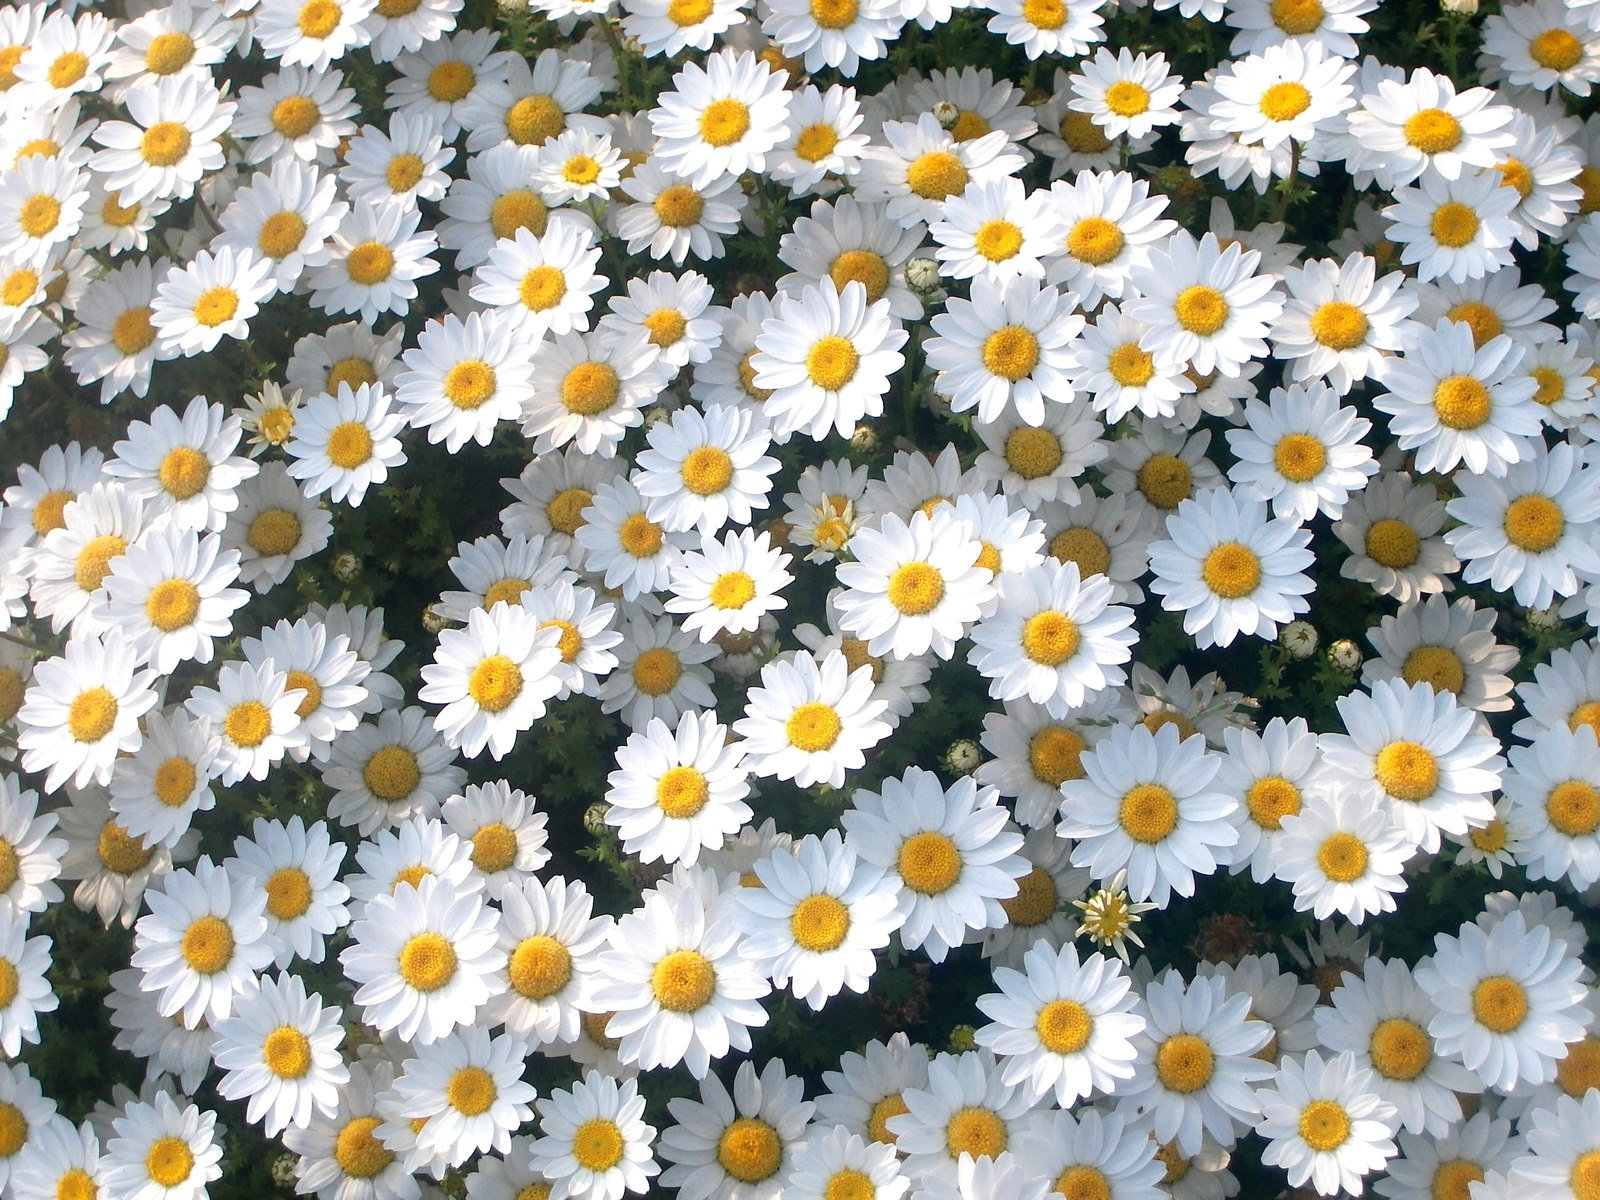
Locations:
2;0;1600;1197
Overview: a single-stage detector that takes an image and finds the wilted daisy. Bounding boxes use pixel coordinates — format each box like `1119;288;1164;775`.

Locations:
605;709;751;867
210;971;349;1137
527;1070;659;1200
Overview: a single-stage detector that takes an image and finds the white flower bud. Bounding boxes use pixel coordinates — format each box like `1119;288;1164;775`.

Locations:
1280;620;1318;660
906;256;941;295
1328;638;1362;672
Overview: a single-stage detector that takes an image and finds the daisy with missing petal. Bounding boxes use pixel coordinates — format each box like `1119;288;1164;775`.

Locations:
659;1057;812;1200
419;603;565;761
225;463;334;594
841;766;1027;963
1058;722;1240;905
307;202;440;325
760;0;904;77
750;279;908;443
211;972;349;1137
1270;252;1416;395
523;330;672;458
285;382;408;507
925;277;1083;427
1382;171;1520;284
434;532;571;625
1413;908;1588;1094
1128;231;1285;380
650;50;791;190
1271;787;1415;922
184;659;308;785
1257;1050;1398;1197
89;73;234;204
528;1070;659;1200
103;1092;222;1200
1148;487;1316;651
1502;726;1600;890
1445;439;1600;610
17;629;157;794
975;940;1145;1107
1225;382;1377;523
635;403;778;536
606;709;751;868
340;872;504;1045
394;309;534;453
1332;471;1458;603
1321;678;1504;853
590;872;771;1078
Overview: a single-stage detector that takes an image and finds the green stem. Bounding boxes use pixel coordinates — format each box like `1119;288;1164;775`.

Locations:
0;630;48;654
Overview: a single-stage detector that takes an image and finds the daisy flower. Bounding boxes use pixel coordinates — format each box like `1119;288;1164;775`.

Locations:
1495;112;1584;249
1344;67;1516;188
383;28;507;142
10;1115;104;1200
61;258;173;403
528;1071;659;1200
1121;971;1273;1156
601;271;721;374
0;776;64;920
769;83;870;196
1046;169;1177;310
0;908;54;1058
1271;787;1415;922
107;706;218;850
285;382;408;507
385;1027;535;1168
622;0;745;58
253;0;374;68
635;403;778;536
499;447;624;561
589;872;771;1078
886;1049;1037;1184
436;143;555;271
150;247;274;357
471;220;604;350
760;0;904;76
339;111;453;208
775;195;926;322
488;875;609;1046
1503;726;1600;890
16;628;157;794
928;177;1065;286
1205;40;1356;153
1270;252;1416;394
1226;0;1375;57
1012;1108;1165;1200
211;971;349;1136
214;160;349;296
1506;1091;1600;1197
1225;381;1377;522
574;476;690;601
105;394;258;535
225;815;350;969
650;50;791;189
234;65;358;165
659;1058;812;1200
1376;1112;1522;1200
733;829;904;1009
984;0;1104;60
185;658;308;785
749;279;908;442
664;528;792;643
434;532;571;625
286;319;405;400
857;114;1026;229
732;648;891;789
1217;717;1324;883
458;46;605;154
1068;48;1185;141
1058;721;1239;905
55;791;185;931
88;73;234;203
307;201;440;324
1382;169;1521;283
1413;908;1589;1093
130;855;273;1028
224;462;334;593
783;1127;908;1200
523;330;672;458
834;508;994;661
0;154;86;269
1332;470;1459;602
340;872;504;1045
394;309;534;453
612;162;748;267
442;779;551;893
1481;0;1600;96
841;766;1027;963
243;618;371;763
103;1093;222;1200
976;695;1113;829
418;602;565;760
1256;1050;1398;1196
814;1032;930;1148
281;1059;412;1200
96;525;247;674
596;614;719;732
605;709;751;867
1321;678;1504;852
534;127;624;207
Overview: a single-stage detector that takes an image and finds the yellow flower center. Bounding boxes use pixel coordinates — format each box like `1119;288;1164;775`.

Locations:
0;959;17;1008
791;893;851;951
1135;453;1192;509
144;578;200;633
345;242;394;286
633;647;682;695
906;151;968;201
1432;374;1490;429
1066;216;1125;266
1402;645;1465;695
898;830;962;894
444;1066;496;1116
468;655;523;713
795;123;839;162
708;570;756;609
271;96;320;139
54;1169;95;1200
258;211;308;261
509;934;572;999
1270;0;1324;31
546;487;592;535
1001;866;1058;928
668;0;713;23
560;361;620;415
32;489;73;535
490;190;548;239
265;867;313;919
944;1107;1007;1159
1531;366;1565;406
886;561;944;615
786;702;842;752
0;841;16;895
655;765;710;819
1569;701;1600;740
1036;998;1094;1054
398;932;457;991
1308;300;1369;350
1470;819;1507;853
45;51;87;89
1297;1099;1349;1153
811;0;858;27
0;268;37;307
1174;285;1229;336
263;1025;312;1078
140;122;192;167
1471;976;1528;1033
363;744;420;802
333;1117;394;1179
573;1120;625;1171
1103;81;1149;117
1530;28;1583;70
653;184;704;227
98;821;153;874
650;948;716;1012
182;914;235;974
1022;0;1065;28
1556;1034;1600;1097
806;335;860;390
1259;81;1312;123
680;446;734;496
1020;610;1080;666
642;308;687;349
1446;301;1501;348
719;1118;783;1183
1314;831;1368;885
145;1138;194;1188
101;192;139;224
1054;1166;1111;1200
1119;783;1178;844
1201;542;1261;599
224;699;272;749
18;194;60;239
1003;426;1062;479
1029;726;1086;786
298;0;342;35
1155;1034;1215;1093
427;60;475;103
974;219;1023;263
1058;111;1112;153
1246;775;1301;831
469;823;518;873
1430;203;1479;249
506;95;563;146
377;153;423;194
327;357;377;392
866;1095;908;1145
1504;494;1565;552
823;1169;875;1200
248;510;301;557
1573;1153;1600;1200
192;286;240;328
1403;109;1463;155
153;756;197;807
981;325;1040;382
441;360;496;411
0;1103;25;1157
618;512;664;558
699;98;750;148
1369;1017;1431;1081
1365;518;1420;568
1547;780;1600;837
1373;740;1438;802
68;687;119;743
829;250;889;303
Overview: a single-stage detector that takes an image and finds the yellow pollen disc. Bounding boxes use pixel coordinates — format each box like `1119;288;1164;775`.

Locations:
0;673;19;725
1430;202;1480;249
839;637;884;683
718;1118;783;1183
898;830;962;894
446;1066;496;1116
650;949;716;1012
265;867;312;919
1431;1160;1485;1200
46;51;87;89
1403;108;1463;155
810;0;859;28
98;822;153;873
1365;518;1420;568
655;765;709;819
258;211;307;260
1103;80;1149;117
1557;1034;1600;1096
144;578;200;633
1297;1099;1350;1153
506;95;564;146
1141;711;1198;742
680;446;734;496
618;512;664;558
271;96;320;139
468;655;523;713
544;617;583;663
1531;366;1565;405
654;184;704;227
572;1119;625;1172
1471;976;1528;1033
1135;453;1192;509
791;893;851;952
0;960;17;1009
582;1011;622;1049
391;866;428;892
806;335;860;390
1504;493;1565;552
385;153;424;192
1174;285;1229;336
145;1137;195;1188
823;1169;874;1200
1029;726;1086;786
1021;610;1080;666
561;155;599;186
708;570;756;610
1156;1034;1215;1093
298;0;342;36
182;914;235;974
427;60;475;103
698;98;750;148
546;487;592;536
633;647;682;695
1036;998;1094;1054
68;687;119;743
192;285;240;328
1201;542;1261;599
1273;433;1326;482
363;744;420;802
1579;164;1600;215
560;361;620;415
944;1107;1007;1159
1054;1165;1111;1200
490;190;548;239
1004;427;1063;480
668;0;713;23
1470;820;1507;853
443;360;497;411
31;489;74;535
156;448;211;504
1119;783;1178;844
1;267;37;307
154;756;197;807
1270;0;1324;30
248;510;301;557
327;357;377;392
886;561;944;616
0;1103;27;1158
829;250;889;302
1001;866;1059;928
1373;741;1438;802
345;242;394;286
795;123;839;163
55;1168;95;1200
0;840;15;896
738;350;772;400
1573;1152;1600;1200
1022;0;1065;27
509;934;572;999
1094;347;1152;395
981;325;1040;382
1369;1018;1431;1081
18;194;59;239
1432;374;1490;429
974;219;1024;263
1446;301;1501;348
1570;701;1600;740
906;151;968;201
1547;780;1600;837
399;932;457;991
1494;157;1534;202
263;1026;312;1078
1402;645;1465;695
1309;300;1369;350
943;111;987;142
102;192;139;224
469;823;518;873
1058;110;1112;152
1530;28;1583;70
224;700;272;749
1067;216;1125;266
1316;831;1369;883
867;1094;908;1145
643;308;687;348
1246;775;1301;831
140;121;192;167
1259;81;1312;123
786;702;842;752
482;577;530;611
0;47;21;91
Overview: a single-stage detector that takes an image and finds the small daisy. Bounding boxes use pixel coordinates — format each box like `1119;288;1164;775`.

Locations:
339;111;453;209
242;617;371;763
1382;169;1521;283
1225;381;1377;522
472;220;604;351
1046;169;1177;310
307;201;440;325
612;162;748;267
234;65;358;166
1069;48;1185;141
96;525;247;674
107;706;219;850
635;403;778;536
286;320;405;401
856;114;1026;229
394;309;534;453
760;0;904;77
224;462;334;593
1271;787;1415;922
0;908;54;1058
103;1093;222;1200
784;1127;908;1200
596;614;719;732
984;0;1104;60
185;658;308;785
601;270;721;375
60;258;173;403
254;0;375;69
0;154;86;269
775;195;926;322
16;628;157;794
770;83;870;197
606;709;750;867
211;971;350;1136
575;476;691;602
1332;470;1459;602
663;528;792;643
1257;1050;1398;1196
105;394;258;535
9;1115;104;1200
527;1071;659;1200
285;382;408;507
732;648;891;789
214;160;348;298
1503;725;1600;890
383;27;507;142
814;1033;930;1148
622;0;745;58
88;73;234;204
523;330;672;458
534;127;624;208
660;1057;812;1200
1505;1091;1600;1198
977;696;1113;830
1217;717;1323;883
225;815;350;968
1481;0;1600;97
650;49;791;190
418;603;565;760
385;1027;535;1168
150;247;274;357
442;780;552;893
1271;252;1417;395
458;46;605;154
1344;67;1516;189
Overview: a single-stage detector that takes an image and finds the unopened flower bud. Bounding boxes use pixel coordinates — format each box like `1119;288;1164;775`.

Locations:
948;1024;976;1052
906;257;940;295
849;424;879;454
332;552;361;581
1440;0;1477;13
1527;603;1563;631
942;738;982;776
583;803;609;837
421;603;448;635
931;100;960;130
272;1156;298;1187
1279;620;1318;660
1328;639;1361;672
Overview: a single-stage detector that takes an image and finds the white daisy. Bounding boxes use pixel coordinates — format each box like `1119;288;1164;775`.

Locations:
659;1057;812;1200
418;602;565;760
184;658;307;785
731;649;891;789
605;709;751;868
1271;786;1416;923
16;627;157;793
527;1071;659;1200
211;971;350;1136
285;382;408;507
